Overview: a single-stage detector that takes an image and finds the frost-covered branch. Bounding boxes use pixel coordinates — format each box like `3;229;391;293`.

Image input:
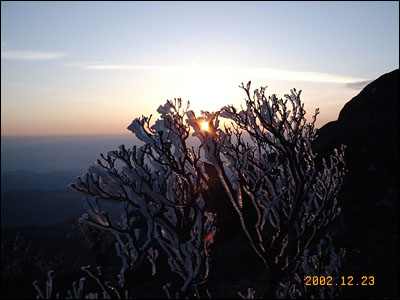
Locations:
69;99;216;296
187;82;347;297
39;82;348;299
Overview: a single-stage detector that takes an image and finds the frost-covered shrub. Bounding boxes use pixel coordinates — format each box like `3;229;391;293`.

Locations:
35;82;346;299
69;99;215;298
191;82;347;297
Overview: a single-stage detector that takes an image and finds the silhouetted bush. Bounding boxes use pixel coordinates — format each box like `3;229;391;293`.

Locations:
34;82;346;299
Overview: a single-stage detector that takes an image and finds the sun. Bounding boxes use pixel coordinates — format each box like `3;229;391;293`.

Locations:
200;121;210;131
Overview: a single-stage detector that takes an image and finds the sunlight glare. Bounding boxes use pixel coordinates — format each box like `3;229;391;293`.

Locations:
200;121;209;131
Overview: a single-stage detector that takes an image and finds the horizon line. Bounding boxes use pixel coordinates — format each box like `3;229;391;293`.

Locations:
1;133;134;138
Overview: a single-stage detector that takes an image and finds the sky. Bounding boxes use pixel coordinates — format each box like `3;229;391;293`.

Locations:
1;1;399;136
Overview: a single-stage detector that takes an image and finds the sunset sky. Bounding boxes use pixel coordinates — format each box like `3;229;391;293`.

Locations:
1;1;399;136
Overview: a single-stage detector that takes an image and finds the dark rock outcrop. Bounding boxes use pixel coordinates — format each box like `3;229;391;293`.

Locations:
313;69;399;299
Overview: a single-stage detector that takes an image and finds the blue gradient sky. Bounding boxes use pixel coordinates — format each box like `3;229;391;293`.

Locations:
1;1;399;136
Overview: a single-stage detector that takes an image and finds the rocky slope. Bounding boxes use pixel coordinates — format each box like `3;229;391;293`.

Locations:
313;69;399;298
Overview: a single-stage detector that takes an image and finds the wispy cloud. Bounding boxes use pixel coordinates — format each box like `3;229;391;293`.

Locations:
345;80;373;90
64;61;111;68
1;49;67;61
80;63;367;84
83;64;162;70
234;67;368;84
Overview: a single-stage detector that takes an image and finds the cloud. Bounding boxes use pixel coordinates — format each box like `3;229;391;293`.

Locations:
235;68;367;84
1;49;67;61
83;64;161;70
64;61;110;68
345;80;373;90
79;63;368;84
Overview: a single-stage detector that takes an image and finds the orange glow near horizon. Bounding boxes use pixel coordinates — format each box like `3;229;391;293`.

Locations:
1;73;361;137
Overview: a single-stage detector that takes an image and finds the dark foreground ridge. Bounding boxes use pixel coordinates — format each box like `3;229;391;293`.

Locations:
313;69;399;298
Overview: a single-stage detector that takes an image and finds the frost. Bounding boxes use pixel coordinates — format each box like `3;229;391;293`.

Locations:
42;82;348;299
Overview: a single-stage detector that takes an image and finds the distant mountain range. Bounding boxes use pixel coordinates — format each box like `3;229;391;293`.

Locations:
1;170;81;191
1;169;126;228
1;170;84;228
1;188;84;228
